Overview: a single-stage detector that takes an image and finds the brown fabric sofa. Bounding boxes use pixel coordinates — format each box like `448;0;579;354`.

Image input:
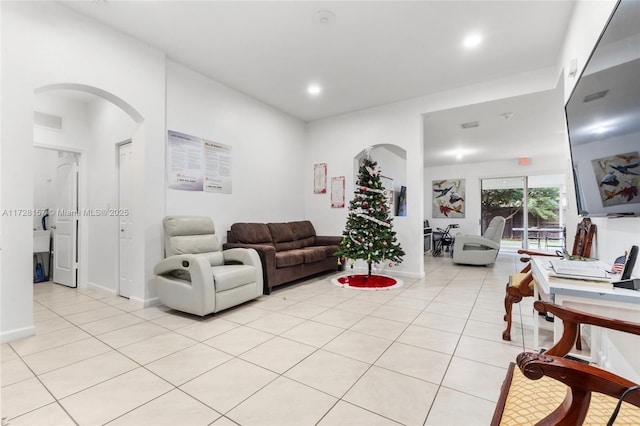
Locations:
223;221;343;294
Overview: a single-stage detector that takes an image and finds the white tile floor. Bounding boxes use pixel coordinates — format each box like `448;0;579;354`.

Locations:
1;252;553;426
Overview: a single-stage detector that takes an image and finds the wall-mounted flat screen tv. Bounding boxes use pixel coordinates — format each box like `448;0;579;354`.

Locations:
565;0;640;217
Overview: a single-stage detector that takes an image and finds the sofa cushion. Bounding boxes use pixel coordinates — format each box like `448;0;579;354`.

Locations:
289;221;317;249
321;245;340;258
231;223;273;244
289;221;316;239
268;223;298;251
298;247;326;263
275;251;304;268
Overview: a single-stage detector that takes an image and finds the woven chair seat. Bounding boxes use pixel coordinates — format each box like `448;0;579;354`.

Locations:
509;273;534;291
498;362;640;425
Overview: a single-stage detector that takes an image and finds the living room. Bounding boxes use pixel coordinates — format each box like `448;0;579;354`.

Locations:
2;0;639;423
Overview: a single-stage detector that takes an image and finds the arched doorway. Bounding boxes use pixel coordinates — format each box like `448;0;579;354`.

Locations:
33;84;144;298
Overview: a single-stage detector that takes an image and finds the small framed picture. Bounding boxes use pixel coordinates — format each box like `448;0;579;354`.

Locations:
314;163;327;194
331;176;345;208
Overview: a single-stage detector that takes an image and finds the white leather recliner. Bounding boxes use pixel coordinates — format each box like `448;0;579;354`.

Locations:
154;215;263;316
452;216;506;266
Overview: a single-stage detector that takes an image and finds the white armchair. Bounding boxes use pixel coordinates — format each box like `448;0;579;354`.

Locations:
452;216;506;265
154;216;263;316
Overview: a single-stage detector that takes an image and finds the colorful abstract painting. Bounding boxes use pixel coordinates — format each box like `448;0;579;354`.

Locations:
591;151;640;207
432;179;465;218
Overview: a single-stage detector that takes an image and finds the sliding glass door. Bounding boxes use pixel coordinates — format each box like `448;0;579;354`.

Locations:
481;175;565;252
481;177;526;251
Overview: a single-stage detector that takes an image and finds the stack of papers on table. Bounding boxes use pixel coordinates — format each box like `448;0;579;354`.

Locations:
549;259;613;285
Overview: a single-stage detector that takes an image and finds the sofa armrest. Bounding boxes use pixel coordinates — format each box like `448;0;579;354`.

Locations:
223;248;263;297
223;248;262;272
222;243;276;292
314;235;342;246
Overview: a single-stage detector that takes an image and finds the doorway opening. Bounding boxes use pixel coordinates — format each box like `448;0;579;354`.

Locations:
33;148;80;287
118;141;133;298
33;84;143;298
481;174;566;252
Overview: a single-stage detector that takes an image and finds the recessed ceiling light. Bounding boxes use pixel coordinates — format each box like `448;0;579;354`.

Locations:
307;84;322;96
463;33;483;49
313;10;336;26
500;112;514;120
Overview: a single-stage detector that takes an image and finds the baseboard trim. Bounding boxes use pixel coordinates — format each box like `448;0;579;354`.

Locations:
131;296;159;308
0;325;35;344
87;282;117;295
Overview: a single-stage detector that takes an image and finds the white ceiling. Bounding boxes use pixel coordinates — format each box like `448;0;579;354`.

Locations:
59;0;578;165
423;88;567;166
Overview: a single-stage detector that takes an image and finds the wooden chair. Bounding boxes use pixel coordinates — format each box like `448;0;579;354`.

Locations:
492;301;640;425
502;218;596;342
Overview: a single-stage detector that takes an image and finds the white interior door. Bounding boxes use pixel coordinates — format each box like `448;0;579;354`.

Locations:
53;155;78;287
118;142;133;298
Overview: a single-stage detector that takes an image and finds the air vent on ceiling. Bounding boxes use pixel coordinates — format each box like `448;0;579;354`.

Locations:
583;90;608;103
460;121;479;129
34;111;63;130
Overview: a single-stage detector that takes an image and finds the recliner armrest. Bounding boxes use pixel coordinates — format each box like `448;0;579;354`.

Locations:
455;235;499;250
154;252;225;274
154;254;205;275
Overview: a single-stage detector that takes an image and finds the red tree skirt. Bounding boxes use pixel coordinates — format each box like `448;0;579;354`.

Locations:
332;274;403;290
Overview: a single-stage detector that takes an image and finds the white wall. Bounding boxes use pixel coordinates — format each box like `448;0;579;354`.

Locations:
306;65;561;279
34;93;90;151
1;1;166;342
85;98;138;293
424;155;567;238
165;61;307;239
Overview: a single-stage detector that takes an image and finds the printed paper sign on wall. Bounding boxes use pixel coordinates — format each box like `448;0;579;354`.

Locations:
167;130;232;193
167;131;204;191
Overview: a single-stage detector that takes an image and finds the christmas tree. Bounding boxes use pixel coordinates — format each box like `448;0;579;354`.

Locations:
335;157;405;277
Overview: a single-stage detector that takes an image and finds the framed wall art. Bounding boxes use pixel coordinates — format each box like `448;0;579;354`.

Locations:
331;176;345;208
432;179;465;218
314;163;327;193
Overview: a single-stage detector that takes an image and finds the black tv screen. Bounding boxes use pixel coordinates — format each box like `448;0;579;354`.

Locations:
565;0;640;217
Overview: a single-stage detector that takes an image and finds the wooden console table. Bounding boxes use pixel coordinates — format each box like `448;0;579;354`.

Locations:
531;256;640;368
